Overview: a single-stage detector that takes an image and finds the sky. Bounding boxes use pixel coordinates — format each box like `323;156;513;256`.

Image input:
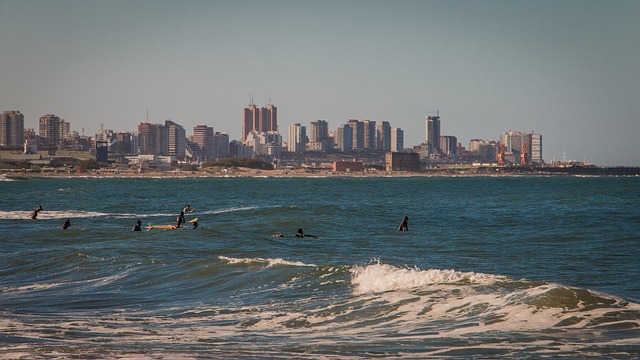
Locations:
1;0;639;166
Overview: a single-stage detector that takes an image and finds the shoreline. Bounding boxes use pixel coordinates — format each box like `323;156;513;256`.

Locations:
3;165;640;179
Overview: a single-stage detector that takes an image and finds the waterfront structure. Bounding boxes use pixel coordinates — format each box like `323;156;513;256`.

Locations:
377;121;391;151
426;114;441;155
530;133;542;165
333;161;364;172
391;128;404;152
385;152;420;172
500;130;543;165
287;123;306;153
0;110;24;147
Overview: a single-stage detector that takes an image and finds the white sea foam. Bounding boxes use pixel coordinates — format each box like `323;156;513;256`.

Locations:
350;263;502;294
218;255;316;267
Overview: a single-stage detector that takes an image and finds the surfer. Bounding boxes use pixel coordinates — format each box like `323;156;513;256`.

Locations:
183;204;193;213
30;205;43;219
398;216;409;231
191;220;199;229
295;228;317;238
132;220;142;232
62;219;71;229
177;210;185;226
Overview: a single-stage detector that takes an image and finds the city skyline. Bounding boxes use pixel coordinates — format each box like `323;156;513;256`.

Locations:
1;0;639;166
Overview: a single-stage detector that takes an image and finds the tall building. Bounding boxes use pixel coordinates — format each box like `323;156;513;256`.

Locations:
137;122;158;154
347;119;365;151
377;121;391;151
212;132;230;159
242;101;259;143
288;123;306;153
530;132;542;164
440;135;457;156
391;128;404;152
426;114;441;155
193;125;214;158
362;120;376;150
39;114;62;146
243;100;277;143
0;110;24;147
335;124;353;151
165;120;186;158
261;103;278;133
310;120;329;142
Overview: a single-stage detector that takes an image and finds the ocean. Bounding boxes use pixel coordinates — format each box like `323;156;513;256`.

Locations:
1;175;639;359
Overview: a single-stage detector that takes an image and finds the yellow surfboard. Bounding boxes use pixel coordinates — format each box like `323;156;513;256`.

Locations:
146;218;198;230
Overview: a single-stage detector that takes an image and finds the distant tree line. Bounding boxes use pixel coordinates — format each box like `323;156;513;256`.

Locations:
202;157;274;170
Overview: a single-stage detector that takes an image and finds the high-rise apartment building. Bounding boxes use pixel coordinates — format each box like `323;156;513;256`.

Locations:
288;123;306;153
137;123;158;154
391;128;404;152
0;110;24;147
347;120;365;151
362;120;376;150
242;100;277;143
193;125;214;158
377;121;391;151
335;124;353;151
165;120;185;158
426;115;441;155
39;114;62;146
440;135;457;156
310;120;329;142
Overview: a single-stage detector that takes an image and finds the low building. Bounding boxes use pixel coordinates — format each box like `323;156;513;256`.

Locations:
385;152;420;172
333;161;364;172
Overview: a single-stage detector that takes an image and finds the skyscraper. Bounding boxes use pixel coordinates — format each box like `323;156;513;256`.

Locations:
165;120;186;158
348;120;364;151
242;101;259;143
288;123;306;153
377;121;391;151
193;125;214;158
362;120;377;150
335;124;353;151
243;100;277;143
426;114;441;155
39;114;61;146
391;128;404;152
0;110;24;147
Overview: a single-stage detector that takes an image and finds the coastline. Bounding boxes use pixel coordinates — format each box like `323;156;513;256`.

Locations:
2;165;640;179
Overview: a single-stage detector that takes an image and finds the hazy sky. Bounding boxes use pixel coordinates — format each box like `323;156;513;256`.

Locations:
1;0;639;165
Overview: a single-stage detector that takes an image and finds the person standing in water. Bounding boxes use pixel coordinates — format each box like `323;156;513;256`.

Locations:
132;220;142;232
398;216;409;231
30;205;43;219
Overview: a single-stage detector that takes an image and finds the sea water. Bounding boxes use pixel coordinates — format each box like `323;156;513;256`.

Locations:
0;176;639;358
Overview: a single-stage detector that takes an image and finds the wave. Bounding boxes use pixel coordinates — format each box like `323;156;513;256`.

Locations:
0;205;266;220
218;255;317;268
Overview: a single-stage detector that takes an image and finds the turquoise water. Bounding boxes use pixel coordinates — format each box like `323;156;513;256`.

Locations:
1;176;639;358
